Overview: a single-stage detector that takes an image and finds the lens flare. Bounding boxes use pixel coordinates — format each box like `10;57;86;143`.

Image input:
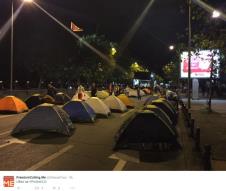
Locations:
0;3;24;42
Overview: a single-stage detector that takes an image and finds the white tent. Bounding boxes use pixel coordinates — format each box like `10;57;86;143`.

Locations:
96;90;109;99
72;91;90;101
86;97;111;117
125;87;145;97
104;95;127;112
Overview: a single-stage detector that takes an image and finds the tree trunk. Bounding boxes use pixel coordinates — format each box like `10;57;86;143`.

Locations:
208;56;214;112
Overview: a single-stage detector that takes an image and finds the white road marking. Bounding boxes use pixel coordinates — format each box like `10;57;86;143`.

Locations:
109;154;127;171
26;145;74;171
0;115;15;119
0;138;27;149
120;109;135;118
0;130;11;136
0;134;40;149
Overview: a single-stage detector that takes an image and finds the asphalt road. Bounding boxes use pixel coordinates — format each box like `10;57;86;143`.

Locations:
0;97;202;170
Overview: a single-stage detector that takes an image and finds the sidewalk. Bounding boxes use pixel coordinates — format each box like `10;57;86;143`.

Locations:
183;98;226;170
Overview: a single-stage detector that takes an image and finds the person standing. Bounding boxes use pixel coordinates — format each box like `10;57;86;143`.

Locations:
137;86;141;100
91;83;97;97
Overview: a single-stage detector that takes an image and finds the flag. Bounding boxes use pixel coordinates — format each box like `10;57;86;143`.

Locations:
70;22;83;32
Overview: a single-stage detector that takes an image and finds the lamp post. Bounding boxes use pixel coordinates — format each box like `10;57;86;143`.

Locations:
10;0;14;93
188;0;192;109
10;0;33;94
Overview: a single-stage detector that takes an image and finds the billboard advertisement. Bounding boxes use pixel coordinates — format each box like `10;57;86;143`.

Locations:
180;50;220;78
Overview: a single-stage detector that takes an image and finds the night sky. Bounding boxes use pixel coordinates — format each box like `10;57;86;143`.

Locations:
0;0;225;83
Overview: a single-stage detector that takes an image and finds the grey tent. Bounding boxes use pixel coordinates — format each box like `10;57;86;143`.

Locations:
114;110;180;150
151;100;178;125
12;104;74;136
55;92;71;105
144;104;174;129
25;94;43;109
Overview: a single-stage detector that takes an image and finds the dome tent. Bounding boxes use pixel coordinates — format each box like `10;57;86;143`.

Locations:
55;92;71;105
63;100;96;123
142;88;151;95
143;96;159;106
25;94;43;109
0;96;28;114
144;105;174;129
152;99;177;125
117;94;134;108
96;90;109;99
72;92;90;101
114;110;180;151
85;97;111;118
125;87;145;97
159;98;177;112
104;95;127;113
41;95;55;104
12;104;74;136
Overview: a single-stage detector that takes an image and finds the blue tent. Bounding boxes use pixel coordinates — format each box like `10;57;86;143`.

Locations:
63;100;96;123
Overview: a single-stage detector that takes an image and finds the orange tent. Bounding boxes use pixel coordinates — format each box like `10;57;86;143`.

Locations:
117;94;134;108
143;88;151;95
0;96;28;113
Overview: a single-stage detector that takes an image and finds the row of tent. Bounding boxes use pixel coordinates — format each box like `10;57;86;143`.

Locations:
0;93;136;136
0;91;180;151
75;87;151;100
114;97;180;151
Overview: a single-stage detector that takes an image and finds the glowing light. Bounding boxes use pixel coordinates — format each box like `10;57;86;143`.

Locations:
23;0;33;3
169;45;175;50
212;10;221;18
111;47;117;56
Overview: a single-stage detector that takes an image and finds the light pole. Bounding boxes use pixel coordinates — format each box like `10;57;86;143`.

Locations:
188;0;192;109
10;0;33;94
10;0;14;93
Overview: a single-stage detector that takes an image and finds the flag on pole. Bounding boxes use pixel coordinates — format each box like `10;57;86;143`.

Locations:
70;22;83;32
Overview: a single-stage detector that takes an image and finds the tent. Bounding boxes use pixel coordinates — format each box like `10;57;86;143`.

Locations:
0;96;28;114
11;104;74;136
41;95;55;104
117;94;134;108
144;104;174;129
159;98;177;113
114;110;179;150
125;87;145;97
143;95;159;105
152;99;177;125
104;95;127;112
96;90;109;99
85;97;111;117
63;100;96;122
25;94;43;109
55;92;71;105
143;88;151;95
72;92;90;101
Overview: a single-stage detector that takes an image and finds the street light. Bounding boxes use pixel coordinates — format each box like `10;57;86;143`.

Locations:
111;47;117;56
212;10;221;18
188;0;192;109
10;0;33;94
169;45;175;51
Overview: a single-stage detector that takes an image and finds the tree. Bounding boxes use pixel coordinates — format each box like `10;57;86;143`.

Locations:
177;0;226;111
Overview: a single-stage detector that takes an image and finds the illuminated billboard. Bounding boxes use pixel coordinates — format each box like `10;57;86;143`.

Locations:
180;50;220;78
